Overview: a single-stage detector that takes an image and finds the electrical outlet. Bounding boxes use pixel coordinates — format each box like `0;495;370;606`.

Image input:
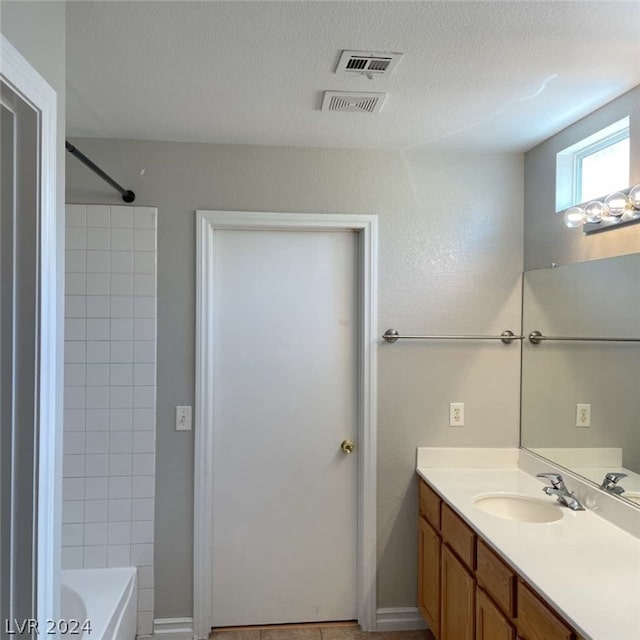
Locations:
576;403;591;428
449;402;464;427
176;405;192;431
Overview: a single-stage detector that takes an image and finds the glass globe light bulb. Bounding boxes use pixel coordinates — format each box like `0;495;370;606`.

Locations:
563;206;585;228
603;192;627;218
629;184;640;210
584;200;605;224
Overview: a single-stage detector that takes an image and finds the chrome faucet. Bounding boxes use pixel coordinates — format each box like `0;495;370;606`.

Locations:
600;472;627;495
536;473;585;511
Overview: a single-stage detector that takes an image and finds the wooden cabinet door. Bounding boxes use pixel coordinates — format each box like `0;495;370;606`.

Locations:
476;587;515;640
441;544;475;640
418;516;441;637
517;582;574;640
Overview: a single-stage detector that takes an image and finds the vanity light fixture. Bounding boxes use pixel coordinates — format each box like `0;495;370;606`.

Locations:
563;184;640;233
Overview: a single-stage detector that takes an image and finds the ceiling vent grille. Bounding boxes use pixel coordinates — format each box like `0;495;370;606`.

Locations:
336;50;403;77
322;91;387;114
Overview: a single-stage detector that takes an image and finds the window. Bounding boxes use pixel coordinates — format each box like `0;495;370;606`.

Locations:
556;117;630;212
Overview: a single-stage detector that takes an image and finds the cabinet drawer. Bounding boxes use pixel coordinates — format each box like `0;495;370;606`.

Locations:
419;479;441;529
476;539;516;618
441;503;476;570
517;581;574;640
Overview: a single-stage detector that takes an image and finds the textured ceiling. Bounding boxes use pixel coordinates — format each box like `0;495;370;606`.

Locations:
66;1;640;152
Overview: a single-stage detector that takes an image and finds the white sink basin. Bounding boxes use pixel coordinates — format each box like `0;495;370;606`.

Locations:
474;493;563;523
623;492;640;505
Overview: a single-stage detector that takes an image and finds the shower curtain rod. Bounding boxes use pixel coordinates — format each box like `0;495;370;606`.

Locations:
65;141;136;203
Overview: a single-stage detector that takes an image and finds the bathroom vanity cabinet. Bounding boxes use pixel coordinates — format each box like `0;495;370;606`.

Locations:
417;478;584;640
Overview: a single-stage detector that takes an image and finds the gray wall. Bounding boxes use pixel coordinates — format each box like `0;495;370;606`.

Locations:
66;139;523;617
524;86;640;271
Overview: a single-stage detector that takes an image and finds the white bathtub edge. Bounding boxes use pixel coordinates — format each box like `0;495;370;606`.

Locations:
153;617;194;640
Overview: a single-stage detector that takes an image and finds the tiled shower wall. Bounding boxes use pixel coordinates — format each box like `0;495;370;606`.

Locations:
61;204;157;637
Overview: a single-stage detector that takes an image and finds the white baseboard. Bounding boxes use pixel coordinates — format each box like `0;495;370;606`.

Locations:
153;617;194;640
375;607;427;632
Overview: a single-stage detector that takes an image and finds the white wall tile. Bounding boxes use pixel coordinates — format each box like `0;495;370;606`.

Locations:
63;500;84;523
65;364;86;387
66;227;86;250
109;476;132;499
86;408;110;431
132;409;155;430
63;432;85;455
86;341;110;363
134;274;155;296
109;431;133;454
111;228;134;251
84;522;107;546
110;274;134;296
134;252;156;274
62;478;85;501
84;454;109;478
86;364;110;386
110;387;133;409
111;251;134;273
62;547;84;570
87;251;110;273
109;408;133;430
86;386;110;409
137;588;154;612
133;432;155;454
86;205;110;228
134;319;155;341
86;319;110;341
137;613;153;637
133;386;155;409
109;454;133;476
66;204;87;228
83;545;107;568
84;499;108;523
87;228;110;250
110;363;133;386
111;296;133;318
134;229;156;251
137;566;154;589
131;498;154;521
131;521;154;544
110;318;134;341
134;208;156;229
63;455;85;478
64;409;86;432
108;499;132;522
62;523;85;547
130;543;153;566
133;364;154;387
108;521;131;545
132;477;155;499
66;273;87;295
87;273;110;296
132;454;155;477
65;319;86;341
110;206;134;228
65;296;86;318
85;432;109;455
134;297;156;319
85;477;109;500
65;341;86;364
64;386;85;409
86;296;110;318
134;342;156;363
66;250;86;273
110;341;134;363
108;544;131;567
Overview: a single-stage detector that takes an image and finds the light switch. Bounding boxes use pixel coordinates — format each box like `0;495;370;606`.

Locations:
176;405;192;431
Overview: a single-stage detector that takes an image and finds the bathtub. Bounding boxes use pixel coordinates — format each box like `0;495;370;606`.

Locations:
61;568;137;640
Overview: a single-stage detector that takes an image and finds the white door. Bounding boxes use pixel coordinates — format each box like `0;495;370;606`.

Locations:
211;228;358;626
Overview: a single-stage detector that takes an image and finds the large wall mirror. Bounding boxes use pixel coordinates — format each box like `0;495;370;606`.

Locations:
521;253;640;507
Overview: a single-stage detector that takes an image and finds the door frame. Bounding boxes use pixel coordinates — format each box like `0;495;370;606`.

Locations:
0;35;60;626
193;211;378;638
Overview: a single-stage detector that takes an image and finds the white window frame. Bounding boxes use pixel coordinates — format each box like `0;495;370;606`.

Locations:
556;116;630;212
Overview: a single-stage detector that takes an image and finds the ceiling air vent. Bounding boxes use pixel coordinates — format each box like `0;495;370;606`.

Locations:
336;50;403;77
322;91;387;114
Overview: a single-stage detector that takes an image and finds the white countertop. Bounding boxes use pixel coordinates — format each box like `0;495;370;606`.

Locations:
416;449;640;640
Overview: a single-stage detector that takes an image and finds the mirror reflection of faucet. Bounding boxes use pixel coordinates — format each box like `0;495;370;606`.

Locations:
600;472;627;495
536;473;585;511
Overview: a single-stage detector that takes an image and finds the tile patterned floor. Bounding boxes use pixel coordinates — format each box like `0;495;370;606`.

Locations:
210;625;435;640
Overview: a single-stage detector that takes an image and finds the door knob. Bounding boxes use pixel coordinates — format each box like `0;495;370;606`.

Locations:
341;439;355;454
